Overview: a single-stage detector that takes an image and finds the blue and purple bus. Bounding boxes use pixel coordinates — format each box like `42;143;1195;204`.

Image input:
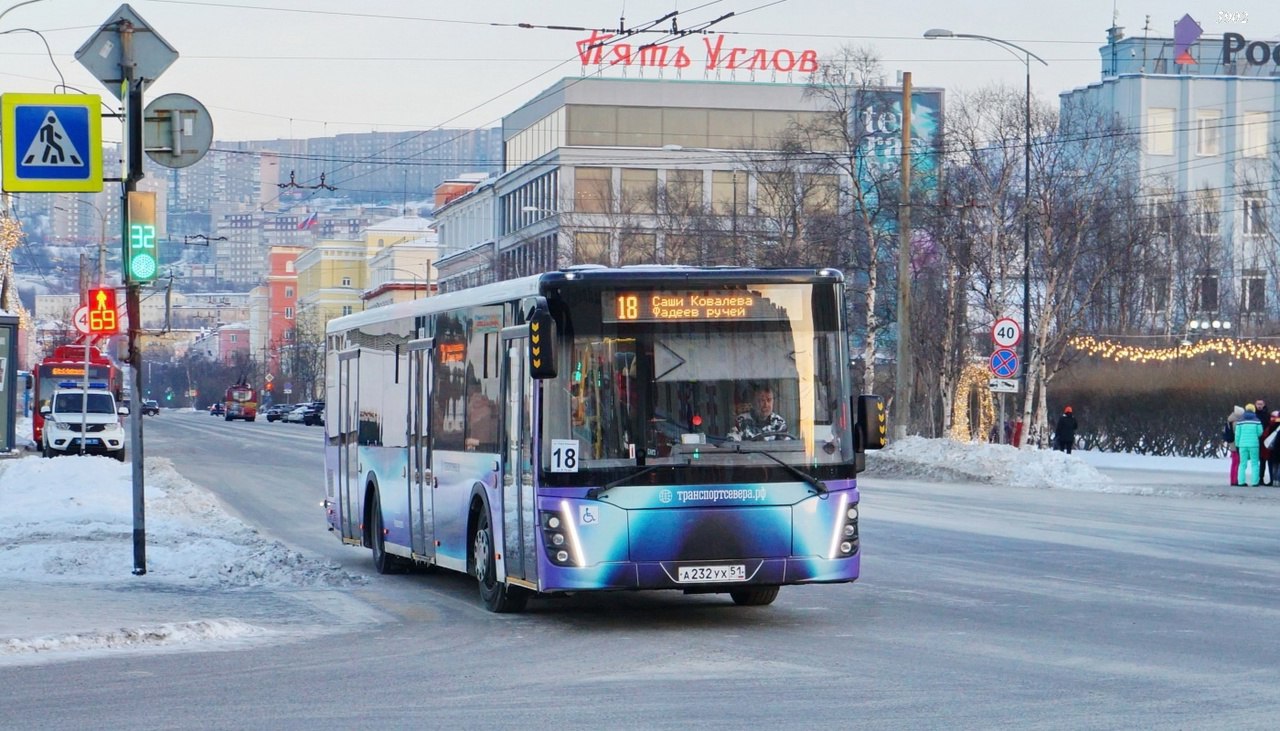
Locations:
323;266;885;612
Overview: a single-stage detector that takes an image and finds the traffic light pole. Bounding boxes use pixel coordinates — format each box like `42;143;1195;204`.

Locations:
122;30;147;577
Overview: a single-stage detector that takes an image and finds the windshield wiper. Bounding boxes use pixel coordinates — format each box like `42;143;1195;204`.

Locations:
734;445;828;496
587;464;664;500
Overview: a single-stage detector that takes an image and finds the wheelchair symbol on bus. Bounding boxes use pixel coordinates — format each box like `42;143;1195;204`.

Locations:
579;505;598;525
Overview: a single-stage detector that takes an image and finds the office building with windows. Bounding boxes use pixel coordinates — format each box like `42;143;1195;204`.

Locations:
436;76;857;284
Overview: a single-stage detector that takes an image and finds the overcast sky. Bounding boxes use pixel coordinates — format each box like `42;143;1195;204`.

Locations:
0;0;1271;143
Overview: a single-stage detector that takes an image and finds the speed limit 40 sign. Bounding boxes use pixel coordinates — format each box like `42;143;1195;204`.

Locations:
992;317;1022;348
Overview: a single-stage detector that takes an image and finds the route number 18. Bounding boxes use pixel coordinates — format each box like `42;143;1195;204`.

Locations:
550;439;579;473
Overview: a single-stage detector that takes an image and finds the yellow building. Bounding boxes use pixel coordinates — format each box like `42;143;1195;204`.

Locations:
295;238;366;327
295;214;438;322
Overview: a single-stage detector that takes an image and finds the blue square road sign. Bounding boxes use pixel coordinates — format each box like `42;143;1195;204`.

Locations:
1;93;102;193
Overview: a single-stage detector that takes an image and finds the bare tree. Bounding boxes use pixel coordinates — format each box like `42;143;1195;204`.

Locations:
742;135;848;268
1025;96;1143;438
796;46;901;397
922;86;1028;437
288;311;326;401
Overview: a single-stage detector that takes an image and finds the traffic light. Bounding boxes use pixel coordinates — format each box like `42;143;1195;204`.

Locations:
266;382;273;392
126;190;159;283
86;287;118;335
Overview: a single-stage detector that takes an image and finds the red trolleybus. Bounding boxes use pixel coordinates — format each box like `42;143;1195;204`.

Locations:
323;266;886;612
32;344;120;445
224;382;258;421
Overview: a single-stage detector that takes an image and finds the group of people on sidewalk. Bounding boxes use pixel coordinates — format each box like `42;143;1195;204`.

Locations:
1224;398;1280;486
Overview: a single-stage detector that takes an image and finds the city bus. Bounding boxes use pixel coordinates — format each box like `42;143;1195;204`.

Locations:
223;382;258;421
323;266;885;612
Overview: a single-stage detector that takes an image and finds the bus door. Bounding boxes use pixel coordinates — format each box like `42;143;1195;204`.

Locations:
337;349;360;541
407;338;434;559
501;326;538;585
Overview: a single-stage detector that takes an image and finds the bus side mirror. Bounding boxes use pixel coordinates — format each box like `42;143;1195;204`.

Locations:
40;406;50;417
529;308;556;380
857;394;886;451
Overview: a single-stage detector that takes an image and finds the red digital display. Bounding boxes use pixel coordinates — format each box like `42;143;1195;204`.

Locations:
87;287;118;335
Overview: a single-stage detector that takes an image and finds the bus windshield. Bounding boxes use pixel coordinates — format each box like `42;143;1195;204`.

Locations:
543;281;851;477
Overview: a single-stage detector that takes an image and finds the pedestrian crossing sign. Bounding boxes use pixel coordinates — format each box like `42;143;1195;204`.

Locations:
1;93;102;192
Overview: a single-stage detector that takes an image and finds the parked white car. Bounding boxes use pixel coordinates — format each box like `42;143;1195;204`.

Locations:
41;385;127;461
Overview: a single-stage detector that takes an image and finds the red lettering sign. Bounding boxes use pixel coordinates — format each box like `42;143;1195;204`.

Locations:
575;31;818;73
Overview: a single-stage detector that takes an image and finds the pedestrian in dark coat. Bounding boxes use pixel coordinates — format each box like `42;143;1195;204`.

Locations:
1053;406;1078;454
1266;411;1280;488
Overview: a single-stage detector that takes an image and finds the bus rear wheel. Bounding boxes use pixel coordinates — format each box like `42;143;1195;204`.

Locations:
473;506;528;613
729;586;780;606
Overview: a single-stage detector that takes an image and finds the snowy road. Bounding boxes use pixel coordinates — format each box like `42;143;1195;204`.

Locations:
3;416;1279;728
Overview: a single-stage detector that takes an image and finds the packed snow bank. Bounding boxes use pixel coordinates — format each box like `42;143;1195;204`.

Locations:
865;436;1113;489
0;455;365;589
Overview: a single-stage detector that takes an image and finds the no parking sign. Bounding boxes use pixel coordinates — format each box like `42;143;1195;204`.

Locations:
989;348;1020;378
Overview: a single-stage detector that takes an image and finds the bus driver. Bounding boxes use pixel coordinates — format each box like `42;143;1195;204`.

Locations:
730;383;788;441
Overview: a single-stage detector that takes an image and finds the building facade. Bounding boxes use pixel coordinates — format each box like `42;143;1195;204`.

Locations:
1061;19;1280;329
436;76;866;285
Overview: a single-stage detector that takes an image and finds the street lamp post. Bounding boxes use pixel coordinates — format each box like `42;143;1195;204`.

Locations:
380;266;426;301
925;28;1047;447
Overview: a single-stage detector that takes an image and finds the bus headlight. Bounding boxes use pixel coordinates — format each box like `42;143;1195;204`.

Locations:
829;494;859;559
541;505;585;566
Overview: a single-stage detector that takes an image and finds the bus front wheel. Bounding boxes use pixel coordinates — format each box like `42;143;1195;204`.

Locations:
369;490;405;575
730;586;780;606
473;506;528;613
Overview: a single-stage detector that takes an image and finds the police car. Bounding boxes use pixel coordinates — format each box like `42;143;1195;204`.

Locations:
39;381;127;461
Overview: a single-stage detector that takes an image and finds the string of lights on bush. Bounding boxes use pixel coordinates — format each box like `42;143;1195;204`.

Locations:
1069;335;1280;364
0;215;31;332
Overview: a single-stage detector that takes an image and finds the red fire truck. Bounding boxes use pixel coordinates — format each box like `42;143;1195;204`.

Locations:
32;344;121;445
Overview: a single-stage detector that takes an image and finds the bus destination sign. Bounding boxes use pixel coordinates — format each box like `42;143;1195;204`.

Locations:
603;290;781;323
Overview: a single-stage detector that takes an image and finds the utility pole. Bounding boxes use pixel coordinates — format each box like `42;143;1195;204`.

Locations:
77;4;191;573
894;72;913;440
121;19;148;575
